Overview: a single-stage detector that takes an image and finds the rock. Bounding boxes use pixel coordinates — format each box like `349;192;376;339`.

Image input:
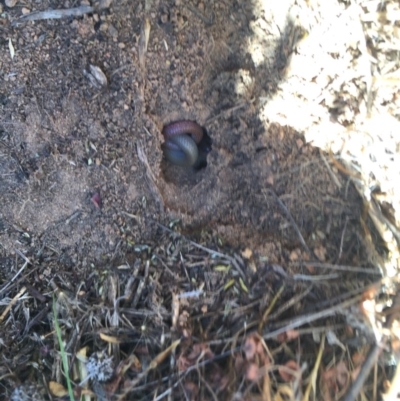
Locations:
99;22;108;32
108;24;118;37
5;0;18;8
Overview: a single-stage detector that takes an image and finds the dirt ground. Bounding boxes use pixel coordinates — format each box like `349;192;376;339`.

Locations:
0;0;369;264
0;0;399;400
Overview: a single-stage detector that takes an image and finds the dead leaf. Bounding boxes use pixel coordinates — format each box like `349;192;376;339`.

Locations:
242;248;253;259
305;264;316;273
8;38;15;59
313;245;326;262
99;332;120;344
362;283;380;300
246;363;260;381
186;343;214;363
244;335;257;360
77;347;88;360
177;355;190;372
277;329;300;342
278;360;301;382
351;365;361;382
274;384;295;401
183;381;199;401
49;381;67;397
151;339;181;368
351;352;365;366
176;344;214;371
289;249;300;261
321;361;350;393
116;354;142;376
243;333;269;370
234;353;245;375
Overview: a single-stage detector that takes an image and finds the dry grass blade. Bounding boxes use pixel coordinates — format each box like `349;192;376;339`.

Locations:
52;296;75;401
265;189;313;257
138;18;151;71
0;260;29;295
262;294;365;341
137;142;164;209
302;333;325;401
0;286;26;323
116;339;181;400
258;284;285;334
292;261;382;275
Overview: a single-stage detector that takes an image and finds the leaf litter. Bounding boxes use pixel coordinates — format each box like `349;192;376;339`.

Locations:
0;0;399;400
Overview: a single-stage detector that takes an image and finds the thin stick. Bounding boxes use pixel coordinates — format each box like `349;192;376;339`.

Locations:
262;294;364;341
153;220;247;282
0;260;29;295
320;150;342;189
292;273;339;281
291;261;381;275
206;102;247;124
186;4;214;26
154;388;171;401
0;286;27;323
265;189;313;257
258;284;285;333
198;373;219;401
342;342;383;401
0;265;40;296
207;287;314;346
137;143;164;211
116;339;181;400
12;6;94;26
338;216;349;261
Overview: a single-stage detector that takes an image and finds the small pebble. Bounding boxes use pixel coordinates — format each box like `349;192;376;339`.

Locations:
160;13;168;24
5;0;18;7
108;24;118;37
21;7;30;15
296;138;303;149
99;22;108;32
